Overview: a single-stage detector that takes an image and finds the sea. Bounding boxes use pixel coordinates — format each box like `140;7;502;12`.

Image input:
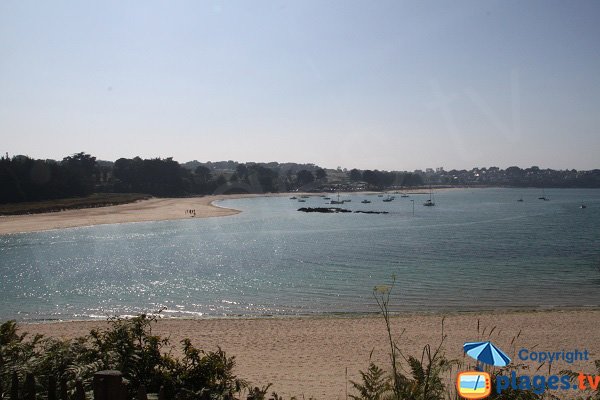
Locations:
1;188;599;321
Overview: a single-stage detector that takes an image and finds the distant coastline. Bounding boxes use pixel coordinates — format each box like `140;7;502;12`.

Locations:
0;187;466;235
0;186;595;235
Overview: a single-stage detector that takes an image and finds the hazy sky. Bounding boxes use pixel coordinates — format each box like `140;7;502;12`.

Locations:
1;1;599;171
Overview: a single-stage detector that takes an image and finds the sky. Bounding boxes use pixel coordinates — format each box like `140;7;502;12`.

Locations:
1;0;599;171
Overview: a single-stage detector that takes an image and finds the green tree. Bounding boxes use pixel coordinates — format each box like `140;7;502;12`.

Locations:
349;168;362;181
315;168;327;180
296;169;315;186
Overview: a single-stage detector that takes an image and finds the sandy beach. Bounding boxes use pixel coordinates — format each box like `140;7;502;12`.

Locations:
21;310;600;399
0;195;247;235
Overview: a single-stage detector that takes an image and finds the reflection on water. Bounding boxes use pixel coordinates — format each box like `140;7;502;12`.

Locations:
0;188;599;321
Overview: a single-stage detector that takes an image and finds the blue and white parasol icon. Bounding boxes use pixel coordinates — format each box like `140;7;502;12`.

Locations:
463;341;511;367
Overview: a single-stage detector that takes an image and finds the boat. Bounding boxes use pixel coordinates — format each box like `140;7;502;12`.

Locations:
580;204;587;209
300;195;310;198
297;199;306;203
423;186;435;206
517;197;524;202
400;193;409;198
377;194;384;197
330;192;344;205
538;188;549;201
382;196;394;202
361;199;371;204
290;196;297;200
323;197;331;200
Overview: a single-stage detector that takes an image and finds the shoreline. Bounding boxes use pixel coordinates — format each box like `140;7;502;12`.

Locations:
0;194;251;236
19;309;600;399
0;187;472;236
17;304;600;324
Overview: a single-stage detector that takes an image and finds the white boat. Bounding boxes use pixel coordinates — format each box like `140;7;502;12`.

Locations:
361;199;371;204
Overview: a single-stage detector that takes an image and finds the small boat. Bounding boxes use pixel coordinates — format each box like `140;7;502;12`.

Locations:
423;186;435;206
377;194;384;197
580;204;587;209
361;199;371;204
290;196;297;200
400;193;409;198
323;197;331;200
330;192;344;205
538;188;549;201
297;199;306;203
344;199;352;202
382;196;394;202
517;197;524;202
300;195;310;198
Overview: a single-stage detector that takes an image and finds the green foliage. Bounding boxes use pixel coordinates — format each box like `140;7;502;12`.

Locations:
0;193;150;216
0;314;248;399
0;153;99;203
349;362;389;400
296;170;314;187
350;278;460;400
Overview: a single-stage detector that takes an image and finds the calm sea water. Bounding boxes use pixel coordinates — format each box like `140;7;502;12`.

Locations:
1;188;599;321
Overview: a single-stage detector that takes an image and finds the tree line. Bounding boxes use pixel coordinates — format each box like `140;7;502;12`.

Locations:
2;152;599;204
348;168;424;188
0;153;329;203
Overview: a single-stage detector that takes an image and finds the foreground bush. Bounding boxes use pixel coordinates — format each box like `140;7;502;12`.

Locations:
0;313;257;399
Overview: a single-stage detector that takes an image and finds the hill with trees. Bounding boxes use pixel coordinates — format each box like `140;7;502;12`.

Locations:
1;152;599;206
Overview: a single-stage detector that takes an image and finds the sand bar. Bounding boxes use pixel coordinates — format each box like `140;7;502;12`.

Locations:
21;310;600;399
0;195;250;235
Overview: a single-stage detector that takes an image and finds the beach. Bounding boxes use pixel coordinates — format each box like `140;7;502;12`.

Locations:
0;195;245;235
21;310;600;399
3;191;600;397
